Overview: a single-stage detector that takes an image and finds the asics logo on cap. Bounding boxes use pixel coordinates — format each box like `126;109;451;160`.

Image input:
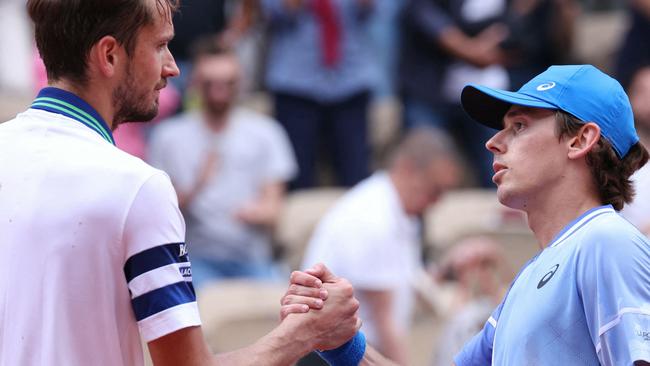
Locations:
536;82;556;91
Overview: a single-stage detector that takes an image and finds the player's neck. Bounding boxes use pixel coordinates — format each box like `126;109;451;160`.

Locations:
48;80;116;130
526;192;602;249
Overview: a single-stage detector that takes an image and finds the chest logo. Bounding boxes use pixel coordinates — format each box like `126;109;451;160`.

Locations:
537;264;560;289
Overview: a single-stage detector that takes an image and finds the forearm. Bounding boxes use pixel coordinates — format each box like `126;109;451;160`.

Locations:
359;344;399;366
375;327;408;365
176;190;198;211
237;182;286;228
214;317;313;365
436;27;477;64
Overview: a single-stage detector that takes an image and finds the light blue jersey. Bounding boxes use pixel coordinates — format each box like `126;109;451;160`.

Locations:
456;205;650;365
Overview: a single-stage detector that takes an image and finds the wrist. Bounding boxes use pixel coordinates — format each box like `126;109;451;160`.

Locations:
316;331;366;366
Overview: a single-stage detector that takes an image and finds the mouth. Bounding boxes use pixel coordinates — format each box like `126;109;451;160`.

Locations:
492;163;508;183
493;162;507;174
155;80;167;91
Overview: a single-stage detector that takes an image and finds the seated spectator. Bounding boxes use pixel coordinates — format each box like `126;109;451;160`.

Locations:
431;236;512;366
301;127;461;365
148;36;297;288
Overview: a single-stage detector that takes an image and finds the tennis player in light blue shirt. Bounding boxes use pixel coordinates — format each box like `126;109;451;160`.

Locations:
455;65;650;365
456;205;650;365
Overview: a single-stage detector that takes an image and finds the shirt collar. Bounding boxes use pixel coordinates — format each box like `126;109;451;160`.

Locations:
30;87;115;145
549;205;615;248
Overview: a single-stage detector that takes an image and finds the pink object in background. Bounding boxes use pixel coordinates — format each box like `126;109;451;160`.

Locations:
33;48;181;159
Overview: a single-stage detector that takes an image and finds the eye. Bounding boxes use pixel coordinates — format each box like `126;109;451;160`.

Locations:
513;121;525;133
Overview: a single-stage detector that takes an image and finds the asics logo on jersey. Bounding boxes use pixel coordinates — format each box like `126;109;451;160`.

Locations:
179;243;188;257
536;82;556;91
537;264;560;289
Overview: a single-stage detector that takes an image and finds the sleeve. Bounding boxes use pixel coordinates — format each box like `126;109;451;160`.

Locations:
260;119;298;183
453;301;502;366
576;227;650;365
403;0;454;40
122;171;201;342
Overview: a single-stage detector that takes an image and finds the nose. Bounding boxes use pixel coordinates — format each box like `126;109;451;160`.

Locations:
163;48;180;79
485;130;505;154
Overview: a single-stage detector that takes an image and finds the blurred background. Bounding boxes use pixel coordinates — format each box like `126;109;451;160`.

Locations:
3;0;650;364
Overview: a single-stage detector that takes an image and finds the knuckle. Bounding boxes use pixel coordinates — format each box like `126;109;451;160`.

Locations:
349;299;360;313
342;282;354;297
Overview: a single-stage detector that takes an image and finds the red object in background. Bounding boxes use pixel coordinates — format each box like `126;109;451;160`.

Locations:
312;0;341;68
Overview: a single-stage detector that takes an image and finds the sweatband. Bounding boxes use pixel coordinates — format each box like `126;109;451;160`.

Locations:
316;331;366;366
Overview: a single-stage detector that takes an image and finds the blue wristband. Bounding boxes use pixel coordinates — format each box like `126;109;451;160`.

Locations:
316;331;366;366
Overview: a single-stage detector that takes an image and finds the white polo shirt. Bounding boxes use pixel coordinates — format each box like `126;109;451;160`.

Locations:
302;172;421;345
0;88;201;366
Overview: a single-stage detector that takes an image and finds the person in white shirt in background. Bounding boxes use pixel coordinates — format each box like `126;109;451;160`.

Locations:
149;35;297;287
302;127;461;365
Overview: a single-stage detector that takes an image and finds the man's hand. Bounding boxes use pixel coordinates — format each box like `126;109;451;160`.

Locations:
280;263;362;350
280;264;332;318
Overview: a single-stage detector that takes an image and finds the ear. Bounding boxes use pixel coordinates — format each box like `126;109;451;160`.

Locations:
87;35;123;78
567;122;601;160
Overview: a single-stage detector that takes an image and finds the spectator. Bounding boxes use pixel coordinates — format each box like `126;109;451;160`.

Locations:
622;66;650;236
149;37;297;288
260;0;377;189
302;127;461;365
398;0;577;187
431;236;512;366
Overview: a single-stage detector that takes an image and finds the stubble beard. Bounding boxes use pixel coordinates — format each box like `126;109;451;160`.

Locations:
112;66;160;128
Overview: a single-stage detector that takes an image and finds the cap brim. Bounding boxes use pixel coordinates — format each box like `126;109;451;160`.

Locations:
461;84;558;129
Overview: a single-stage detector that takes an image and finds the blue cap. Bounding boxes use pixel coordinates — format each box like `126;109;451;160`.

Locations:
461;65;639;158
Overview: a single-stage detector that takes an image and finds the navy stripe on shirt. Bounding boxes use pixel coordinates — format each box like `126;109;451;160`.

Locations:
124;243;189;283
131;281;196;321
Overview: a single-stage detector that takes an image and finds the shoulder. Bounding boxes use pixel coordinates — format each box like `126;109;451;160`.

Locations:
575;211;650;266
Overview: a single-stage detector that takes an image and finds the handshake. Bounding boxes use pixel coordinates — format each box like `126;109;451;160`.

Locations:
280;263;362;348
275;264;394;366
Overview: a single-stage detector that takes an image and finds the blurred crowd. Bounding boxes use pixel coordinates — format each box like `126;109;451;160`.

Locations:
2;0;650;364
